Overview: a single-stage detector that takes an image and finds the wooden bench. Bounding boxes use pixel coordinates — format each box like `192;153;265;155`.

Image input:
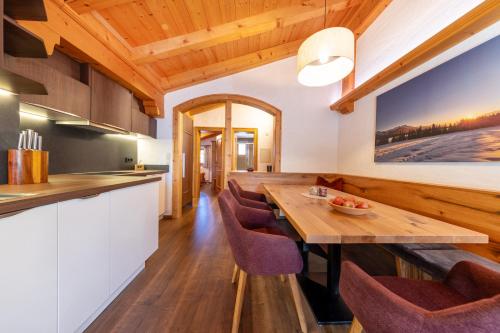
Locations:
383;244;500;280
229;171;500;280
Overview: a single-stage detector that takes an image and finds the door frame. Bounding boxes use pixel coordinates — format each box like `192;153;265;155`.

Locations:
172;94;282;218
231;128;258;171
193;126;225;204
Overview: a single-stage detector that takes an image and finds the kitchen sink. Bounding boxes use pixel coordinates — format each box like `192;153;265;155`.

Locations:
0;193;36;201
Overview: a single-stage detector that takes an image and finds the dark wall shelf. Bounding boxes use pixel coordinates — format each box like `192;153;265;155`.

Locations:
4;15;48;58
4;0;47;21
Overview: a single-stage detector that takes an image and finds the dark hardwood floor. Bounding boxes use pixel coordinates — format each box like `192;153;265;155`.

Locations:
86;184;394;332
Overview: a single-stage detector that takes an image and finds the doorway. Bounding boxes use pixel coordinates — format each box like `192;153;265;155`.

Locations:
232;128;258;171
193;127;225;202
172;94;282;218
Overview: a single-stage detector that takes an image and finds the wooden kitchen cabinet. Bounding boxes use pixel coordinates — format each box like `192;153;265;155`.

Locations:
90;68;132;131
57;193;110;333
131;96;150;136
4;54;91;119
0;204;58;333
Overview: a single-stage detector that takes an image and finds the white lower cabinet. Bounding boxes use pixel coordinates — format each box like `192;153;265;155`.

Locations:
0;204;58;333
109;182;157;293
0;182;159;333
58;193;110;333
144;181;160;259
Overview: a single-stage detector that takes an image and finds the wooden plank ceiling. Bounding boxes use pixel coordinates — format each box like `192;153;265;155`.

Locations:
64;0;390;93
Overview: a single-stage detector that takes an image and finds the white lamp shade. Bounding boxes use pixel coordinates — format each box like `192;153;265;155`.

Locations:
297;27;354;87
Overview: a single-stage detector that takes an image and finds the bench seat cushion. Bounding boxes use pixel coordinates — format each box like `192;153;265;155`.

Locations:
412;249;500;280
383;243;500;280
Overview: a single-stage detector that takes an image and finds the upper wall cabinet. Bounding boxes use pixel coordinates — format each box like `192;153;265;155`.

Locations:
0;0;48;95
4;53;90;119
149;117;157;138
131;96;150;136
4;0;47;21
89;69;132;132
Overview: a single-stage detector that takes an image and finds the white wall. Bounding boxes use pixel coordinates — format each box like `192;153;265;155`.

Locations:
149;0;500;215
157;56;341;214
355;0;484;85
338;1;500;191
193;104;275;171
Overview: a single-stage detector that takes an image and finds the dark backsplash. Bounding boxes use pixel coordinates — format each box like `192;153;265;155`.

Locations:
0;95;21;184
0;96;137;184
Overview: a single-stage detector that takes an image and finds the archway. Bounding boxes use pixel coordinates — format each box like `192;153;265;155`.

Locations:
172;94;282;218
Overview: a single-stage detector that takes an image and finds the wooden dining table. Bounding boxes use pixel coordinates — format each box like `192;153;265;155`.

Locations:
264;184;489;325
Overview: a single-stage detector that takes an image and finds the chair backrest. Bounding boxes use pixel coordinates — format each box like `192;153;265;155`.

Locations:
228;179;271;210
228;179;244;201
340;260;500;333
218;190;249;270
218;190;302;275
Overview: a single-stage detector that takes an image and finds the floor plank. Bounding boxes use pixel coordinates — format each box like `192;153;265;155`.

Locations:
86;185;362;332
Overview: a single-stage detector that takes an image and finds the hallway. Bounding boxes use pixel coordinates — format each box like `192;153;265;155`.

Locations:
86;185;348;332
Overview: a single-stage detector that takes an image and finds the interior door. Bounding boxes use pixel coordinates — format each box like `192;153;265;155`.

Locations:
211;141;217;185
215;136;223;192
182;114;193;207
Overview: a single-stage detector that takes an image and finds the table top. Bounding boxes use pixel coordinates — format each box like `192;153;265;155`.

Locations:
264;184;488;244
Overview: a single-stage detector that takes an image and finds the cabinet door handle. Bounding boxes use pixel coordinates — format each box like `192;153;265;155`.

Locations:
0;209;28;219
80;193;100;200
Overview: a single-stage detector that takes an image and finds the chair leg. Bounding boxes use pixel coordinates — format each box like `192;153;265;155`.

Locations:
280;274;285;282
232;270;247;333
288;274;308;333
231;264;239;284
349;317;363;333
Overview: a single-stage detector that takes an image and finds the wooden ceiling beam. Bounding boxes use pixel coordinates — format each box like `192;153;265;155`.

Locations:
160;0;390;92
65;0;134;14
19;0;164;117
161;40;303;92
132;0;361;65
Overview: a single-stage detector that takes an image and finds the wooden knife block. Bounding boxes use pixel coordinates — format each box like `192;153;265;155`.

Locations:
8;149;49;185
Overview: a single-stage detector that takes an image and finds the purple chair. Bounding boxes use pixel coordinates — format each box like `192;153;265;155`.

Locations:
218;190;307;333
340;260;500;333
228;179;272;211
226;188;300;283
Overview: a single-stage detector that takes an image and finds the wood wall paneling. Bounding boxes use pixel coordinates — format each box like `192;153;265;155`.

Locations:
229;172;500;262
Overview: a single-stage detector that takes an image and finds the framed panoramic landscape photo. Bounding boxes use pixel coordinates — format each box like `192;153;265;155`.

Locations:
375;35;500;162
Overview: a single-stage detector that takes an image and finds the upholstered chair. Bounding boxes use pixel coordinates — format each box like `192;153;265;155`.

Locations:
340;260;500;333
228;179;272;211
218;190;307;333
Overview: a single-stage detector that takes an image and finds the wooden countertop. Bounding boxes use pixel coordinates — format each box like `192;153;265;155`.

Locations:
0;174;162;215
72;170;168;176
265;184;489;245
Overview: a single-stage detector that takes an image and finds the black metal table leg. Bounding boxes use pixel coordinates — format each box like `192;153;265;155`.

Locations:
297;244;353;325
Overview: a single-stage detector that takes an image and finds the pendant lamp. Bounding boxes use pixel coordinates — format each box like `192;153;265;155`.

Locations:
297;1;354;87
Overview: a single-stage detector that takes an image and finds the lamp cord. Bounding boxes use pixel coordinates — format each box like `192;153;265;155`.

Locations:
324;0;327;29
